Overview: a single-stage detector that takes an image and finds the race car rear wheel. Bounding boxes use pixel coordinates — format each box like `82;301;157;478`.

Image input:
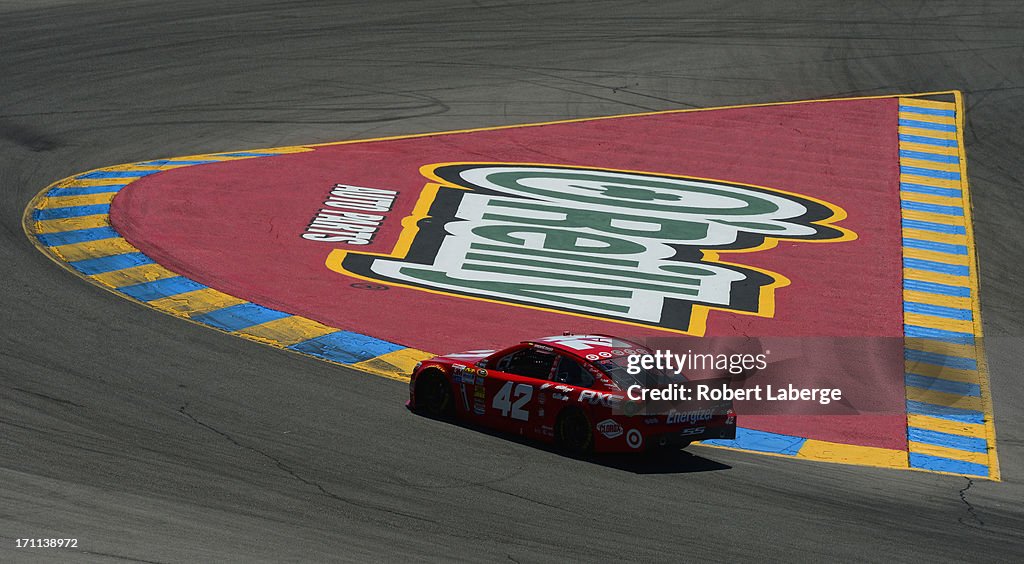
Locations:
415;369;454;418
555;408;593;456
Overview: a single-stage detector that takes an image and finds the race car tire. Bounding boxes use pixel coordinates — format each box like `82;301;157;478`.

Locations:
415;369;454;418
555;408;593;456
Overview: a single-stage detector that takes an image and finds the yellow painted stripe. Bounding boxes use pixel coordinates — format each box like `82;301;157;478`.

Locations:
49;237;137;262
796;440;907;468
34;214;109;234
901;228;966;246
899;190;964;206
90;263;179;288
899;141;959;156
905;360;979;384
898;112;955;125
899;98;955;111
904;312;975;333
40;193;117;208
898;126;957;140
899;174;962;190
899;209;965;225
906;387;983;412
908;441;989;465
148;288;247;317
907;414;987;438
900;158;960;172
905;338;977;359
236;315;337;347
903;268;970;287
56;178;132;188
352;348;435;382
902;247;971;266
904;289;972;310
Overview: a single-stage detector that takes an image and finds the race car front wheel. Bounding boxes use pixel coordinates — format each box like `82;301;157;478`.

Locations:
415;369;454;418
555;408;593;456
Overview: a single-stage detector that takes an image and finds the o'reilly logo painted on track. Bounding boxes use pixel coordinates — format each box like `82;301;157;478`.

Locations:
335;164;853;333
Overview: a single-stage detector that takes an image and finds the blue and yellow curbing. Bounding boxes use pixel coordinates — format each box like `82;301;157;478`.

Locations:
24;149;435;382
23;91;997;479
896;93;999;480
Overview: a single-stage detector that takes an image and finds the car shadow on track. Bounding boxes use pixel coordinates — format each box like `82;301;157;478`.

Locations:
416;412;731;474
586;450;731;474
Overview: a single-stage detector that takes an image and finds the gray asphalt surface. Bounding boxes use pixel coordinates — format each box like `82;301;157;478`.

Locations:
2;1;1023;562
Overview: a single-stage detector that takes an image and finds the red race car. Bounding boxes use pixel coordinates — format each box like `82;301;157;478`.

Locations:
407;334;736;454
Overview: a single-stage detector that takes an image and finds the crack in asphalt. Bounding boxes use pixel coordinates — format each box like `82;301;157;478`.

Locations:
483;484;589;518
176;403;439;526
958;477;984;527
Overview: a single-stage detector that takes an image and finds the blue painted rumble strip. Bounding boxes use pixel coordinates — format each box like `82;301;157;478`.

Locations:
701;427;806;456
909;453;988;477
901;238;968;255
898;105;956;117
898;150;958;163
136;159;222;166
903;279;970;297
78;170;160;179
901;218;966;235
33;204;111;220
898;133;957;147
70;252;154;275
904;325;975;344
47;184;127;197
117;276;207;302
900;166;960;180
900;200;965;216
899;119;957;132
904;349;978;370
906;401;984;424
903;301;972;320
904;373;981;397
900;183;962;198
903;257;969;276
36;226;120;246
289;331;404;364
908;428;988;453
191;303;291;332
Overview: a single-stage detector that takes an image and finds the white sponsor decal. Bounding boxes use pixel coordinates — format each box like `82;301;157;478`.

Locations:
597;418;624;439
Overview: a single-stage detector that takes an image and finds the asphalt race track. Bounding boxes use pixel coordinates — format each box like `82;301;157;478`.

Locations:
3;1;1023;562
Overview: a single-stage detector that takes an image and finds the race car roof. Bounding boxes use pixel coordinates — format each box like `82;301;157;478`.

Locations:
527;334;649;357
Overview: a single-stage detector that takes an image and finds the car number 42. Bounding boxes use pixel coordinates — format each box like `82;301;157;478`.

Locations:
492;382;532;421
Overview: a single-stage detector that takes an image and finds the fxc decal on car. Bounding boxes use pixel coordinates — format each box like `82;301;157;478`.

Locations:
328;163;855;334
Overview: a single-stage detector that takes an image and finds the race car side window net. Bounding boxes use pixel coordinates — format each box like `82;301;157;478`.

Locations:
495;348;555;380
552;356;594;388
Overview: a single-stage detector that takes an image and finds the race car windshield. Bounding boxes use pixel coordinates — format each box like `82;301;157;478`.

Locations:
595;357;684;390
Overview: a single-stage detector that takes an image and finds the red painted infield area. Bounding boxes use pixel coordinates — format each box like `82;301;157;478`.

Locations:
112;98;905;449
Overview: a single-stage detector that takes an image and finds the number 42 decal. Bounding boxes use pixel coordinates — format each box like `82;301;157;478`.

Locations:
493;382;533;421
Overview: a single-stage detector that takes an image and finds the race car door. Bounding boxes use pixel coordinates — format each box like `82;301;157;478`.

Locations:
482;345;556;436
532;353;599;439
